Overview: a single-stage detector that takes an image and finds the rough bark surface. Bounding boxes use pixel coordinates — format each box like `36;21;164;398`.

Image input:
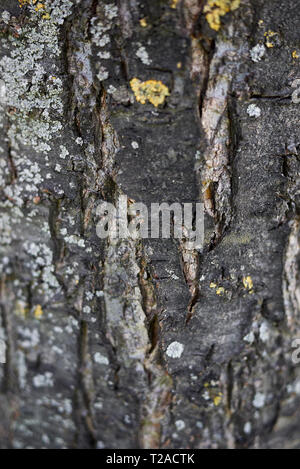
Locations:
0;0;300;449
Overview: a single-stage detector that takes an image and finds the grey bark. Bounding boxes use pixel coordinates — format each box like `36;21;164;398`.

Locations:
0;0;300;449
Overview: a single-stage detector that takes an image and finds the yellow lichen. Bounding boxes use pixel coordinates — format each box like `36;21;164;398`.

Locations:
203;0;240;31
140;18;148;27
292;50;299;60
18;0;37;6
213;393;223;406
18;0;48;16
34;304;43;319
204;382;223;405
210;282;227;295
243;275;253;293
130;78;170;108
35;3;45;12
171;0;179;8
264;30;278;48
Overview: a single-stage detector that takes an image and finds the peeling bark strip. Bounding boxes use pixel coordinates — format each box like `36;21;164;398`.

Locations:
195;22;246;243
0;0;300;449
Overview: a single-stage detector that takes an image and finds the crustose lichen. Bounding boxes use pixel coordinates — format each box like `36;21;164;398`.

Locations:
18;0;42;8
18;0;50;18
130;78;170;108
203;0;240;31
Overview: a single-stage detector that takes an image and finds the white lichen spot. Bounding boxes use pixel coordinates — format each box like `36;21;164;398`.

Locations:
59;145;69;159
107;85;117;95
1;11;11;24
52;346;63;355
166;268;179;280
244;422;252;434
19;327;40;349
166;341;184;358
75;137;83;146
259;321;270;343
250;44;266;63
131;141;139;150
136;46;152;65
195;150;201;160
253;392;265;409
33;372;54;388
85;291;94;301
97;51;111;59
247;104;261;118
175;420;185;431
65;235;85;248
94;352;109;365
97;66;109;82
99;35;111;47
94;401;103;410
104;4;118;20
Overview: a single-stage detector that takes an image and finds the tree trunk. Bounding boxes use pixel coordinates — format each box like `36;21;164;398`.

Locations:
0;0;300;449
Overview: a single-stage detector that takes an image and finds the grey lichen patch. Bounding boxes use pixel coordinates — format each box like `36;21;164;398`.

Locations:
33;372;54;388
166;341;184;358
0;5;73;211
0;2;73;153
247;104;261;118
0;1;75;301
0;4;80;448
90;2;119;84
250;44;266;62
252;392;266;409
94;352;109;365
23;240;59;300
136;45;152;65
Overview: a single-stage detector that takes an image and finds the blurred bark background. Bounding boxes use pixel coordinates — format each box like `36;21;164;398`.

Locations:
0;0;300;449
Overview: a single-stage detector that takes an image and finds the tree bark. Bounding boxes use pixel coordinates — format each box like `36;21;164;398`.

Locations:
0;0;300;449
